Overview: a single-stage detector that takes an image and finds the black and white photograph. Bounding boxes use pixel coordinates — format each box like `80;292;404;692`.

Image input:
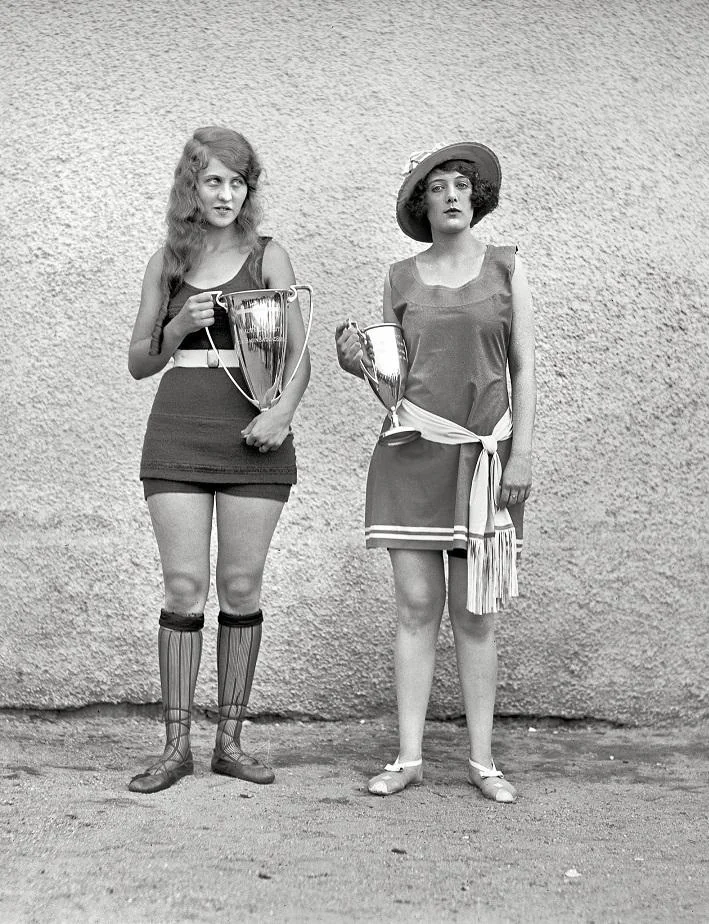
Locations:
1;0;707;921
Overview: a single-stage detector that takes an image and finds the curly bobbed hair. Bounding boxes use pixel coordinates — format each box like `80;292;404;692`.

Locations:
149;127;263;354
405;159;499;232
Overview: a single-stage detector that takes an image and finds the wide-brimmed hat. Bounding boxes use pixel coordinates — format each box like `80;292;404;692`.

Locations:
396;142;501;242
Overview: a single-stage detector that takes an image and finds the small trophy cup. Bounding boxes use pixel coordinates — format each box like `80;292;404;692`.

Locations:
352;321;420;446
208;286;313;409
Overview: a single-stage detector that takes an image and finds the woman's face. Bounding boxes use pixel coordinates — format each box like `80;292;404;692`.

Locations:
424;169;474;235
197;156;248;227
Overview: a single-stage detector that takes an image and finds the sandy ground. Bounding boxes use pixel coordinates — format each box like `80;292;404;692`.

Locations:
0;710;707;923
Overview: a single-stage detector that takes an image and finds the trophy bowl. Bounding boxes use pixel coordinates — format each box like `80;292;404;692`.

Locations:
356;322;420;447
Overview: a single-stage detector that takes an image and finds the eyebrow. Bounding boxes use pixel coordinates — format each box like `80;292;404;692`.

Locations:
202;171;244;181
427;175;469;187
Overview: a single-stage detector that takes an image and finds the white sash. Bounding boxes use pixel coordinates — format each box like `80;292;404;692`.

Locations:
397;399;518;614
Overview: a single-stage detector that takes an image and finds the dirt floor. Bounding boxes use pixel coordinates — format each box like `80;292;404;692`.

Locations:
0;710;707;923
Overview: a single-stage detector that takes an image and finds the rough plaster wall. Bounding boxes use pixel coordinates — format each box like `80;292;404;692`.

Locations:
1;0;707;723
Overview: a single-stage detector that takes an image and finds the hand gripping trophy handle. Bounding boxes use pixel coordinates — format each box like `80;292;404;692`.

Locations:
349;319;420;447
206;285;313;410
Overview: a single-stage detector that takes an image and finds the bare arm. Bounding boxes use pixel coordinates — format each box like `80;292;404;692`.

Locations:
128;249;216;380
500;254;537;507
241;240;311;451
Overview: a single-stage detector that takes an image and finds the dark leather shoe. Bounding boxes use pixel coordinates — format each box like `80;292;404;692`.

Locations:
128;753;194;794
211;746;275;784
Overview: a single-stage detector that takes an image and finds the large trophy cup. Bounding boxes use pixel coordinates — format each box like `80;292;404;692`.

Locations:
352;321;420;446
207;286;313;409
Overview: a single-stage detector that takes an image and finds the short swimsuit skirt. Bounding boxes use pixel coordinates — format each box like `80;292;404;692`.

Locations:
139;237;297;488
365;244;524;558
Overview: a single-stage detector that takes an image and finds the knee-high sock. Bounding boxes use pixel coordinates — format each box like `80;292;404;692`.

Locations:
215;609;263;756
156;609;203;768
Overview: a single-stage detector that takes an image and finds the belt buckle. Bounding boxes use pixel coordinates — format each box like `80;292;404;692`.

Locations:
207;349;220;369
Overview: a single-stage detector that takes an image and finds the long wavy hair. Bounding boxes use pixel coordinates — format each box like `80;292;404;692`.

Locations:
149;126;263;354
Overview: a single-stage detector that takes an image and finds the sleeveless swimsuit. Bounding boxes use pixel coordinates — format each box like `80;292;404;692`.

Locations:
365;244;524;556
139;237;297;489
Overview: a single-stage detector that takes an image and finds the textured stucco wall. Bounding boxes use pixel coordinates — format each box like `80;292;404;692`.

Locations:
2;0;707;724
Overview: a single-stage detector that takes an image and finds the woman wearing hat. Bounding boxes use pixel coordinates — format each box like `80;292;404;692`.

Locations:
335;142;536;802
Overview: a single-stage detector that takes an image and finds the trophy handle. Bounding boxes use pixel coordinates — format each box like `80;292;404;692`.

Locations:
277;284;313;400
359;359;379;389
348;319;379;387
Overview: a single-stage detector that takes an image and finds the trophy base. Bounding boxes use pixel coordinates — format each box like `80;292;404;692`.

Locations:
379;426;421;447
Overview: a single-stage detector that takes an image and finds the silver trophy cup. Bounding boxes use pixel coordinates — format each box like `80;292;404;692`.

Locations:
211;286;313;409
354;321;420;446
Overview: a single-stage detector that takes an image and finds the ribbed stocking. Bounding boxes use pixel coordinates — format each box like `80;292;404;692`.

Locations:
148;611;203;773
215;610;263;762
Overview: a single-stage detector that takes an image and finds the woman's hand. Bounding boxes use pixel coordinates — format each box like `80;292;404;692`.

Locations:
171;293;216;338
241;405;292;453
499;453;533;507
335;320;368;377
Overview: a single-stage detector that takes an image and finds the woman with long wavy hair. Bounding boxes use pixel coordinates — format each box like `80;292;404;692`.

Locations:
128;126;310;793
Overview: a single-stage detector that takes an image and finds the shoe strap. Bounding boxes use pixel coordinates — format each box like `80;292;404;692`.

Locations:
385;757;423;772
469;758;503;779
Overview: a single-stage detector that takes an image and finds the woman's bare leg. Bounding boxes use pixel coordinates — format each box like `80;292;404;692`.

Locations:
392;549;446;760
214;493;284;613
448;556;497;766
148;491;214;612
211;493;284;782
448;555;516;802
368;549;445;795
129;492;213;793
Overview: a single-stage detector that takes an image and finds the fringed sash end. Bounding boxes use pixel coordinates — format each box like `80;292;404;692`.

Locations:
466;524;518;615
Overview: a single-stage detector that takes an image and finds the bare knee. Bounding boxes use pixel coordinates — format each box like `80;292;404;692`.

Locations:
390;551;446;633
163;570;209;613
450;608;496;642
396;585;446;633
217;567;263;614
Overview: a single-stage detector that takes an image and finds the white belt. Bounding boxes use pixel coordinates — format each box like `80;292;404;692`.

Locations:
172;349;240;368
